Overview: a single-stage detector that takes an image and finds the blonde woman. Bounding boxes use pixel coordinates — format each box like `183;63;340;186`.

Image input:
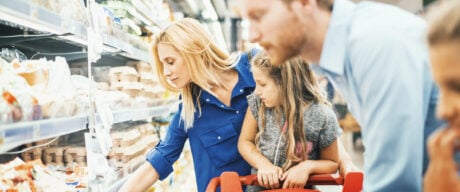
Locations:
424;1;460;191
238;52;339;191
120;18;257;192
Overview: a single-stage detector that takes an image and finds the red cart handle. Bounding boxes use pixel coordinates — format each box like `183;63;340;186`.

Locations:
206;172;363;192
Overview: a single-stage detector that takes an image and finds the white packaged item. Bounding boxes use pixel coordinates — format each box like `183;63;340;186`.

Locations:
127;61;151;72
109;66;138;83
46;57;76;99
1;59;41;122
64;147;87;167
43;147;66;166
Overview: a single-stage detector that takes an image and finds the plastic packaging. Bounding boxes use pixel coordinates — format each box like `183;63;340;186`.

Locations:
0;48;27;62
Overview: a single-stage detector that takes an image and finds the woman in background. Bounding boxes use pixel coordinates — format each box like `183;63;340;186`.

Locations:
424;1;460;191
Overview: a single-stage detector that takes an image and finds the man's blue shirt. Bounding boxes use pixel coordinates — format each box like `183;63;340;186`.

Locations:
146;52;255;192
315;0;445;191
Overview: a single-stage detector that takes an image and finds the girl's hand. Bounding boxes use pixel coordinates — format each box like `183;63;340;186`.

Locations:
424;127;460;192
280;162;311;189
257;164;283;189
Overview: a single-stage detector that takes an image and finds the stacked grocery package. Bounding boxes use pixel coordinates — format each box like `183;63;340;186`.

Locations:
0;0;188;191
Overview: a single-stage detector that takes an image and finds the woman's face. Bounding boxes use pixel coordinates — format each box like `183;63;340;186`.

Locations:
157;43;191;89
430;42;460;129
252;67;280;108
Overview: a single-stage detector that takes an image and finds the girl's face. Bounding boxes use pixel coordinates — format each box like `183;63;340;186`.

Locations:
252;67;280;108
157;43;191;89
430;42;460;129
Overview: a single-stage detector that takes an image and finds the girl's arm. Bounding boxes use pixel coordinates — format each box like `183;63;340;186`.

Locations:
238;108;283;189
338;139;360;177
281;139;339;189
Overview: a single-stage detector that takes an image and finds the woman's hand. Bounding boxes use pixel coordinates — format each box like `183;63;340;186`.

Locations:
257;164;283;189
280;161;311;189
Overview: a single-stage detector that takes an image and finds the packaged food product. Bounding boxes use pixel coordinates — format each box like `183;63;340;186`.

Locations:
43;147;66;166
64;147;87;167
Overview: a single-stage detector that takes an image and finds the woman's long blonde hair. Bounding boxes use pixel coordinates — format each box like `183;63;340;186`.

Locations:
252;52;329;171
152;18;237;129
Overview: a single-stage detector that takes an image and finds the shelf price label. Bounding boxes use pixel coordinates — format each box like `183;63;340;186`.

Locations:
32;123;40;139
95;99;113;130
0;130;4;145
148;109;158;117
131;111;148;121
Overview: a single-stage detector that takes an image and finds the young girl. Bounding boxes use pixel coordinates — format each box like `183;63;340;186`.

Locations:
238;52;339;190
424;1;460;191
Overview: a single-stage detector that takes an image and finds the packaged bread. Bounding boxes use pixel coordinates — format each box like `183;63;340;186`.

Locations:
13;59;48;87
122;82;143;98
109;66;138;83
64;147;86;167
139;72;156;85
111;129;141;148
127;61;151;72
43;147;66;166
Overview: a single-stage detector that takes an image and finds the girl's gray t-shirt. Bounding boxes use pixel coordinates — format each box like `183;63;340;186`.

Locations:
246;92;340;172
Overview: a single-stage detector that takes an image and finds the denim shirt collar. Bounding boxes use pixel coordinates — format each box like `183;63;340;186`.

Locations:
199;54;255;104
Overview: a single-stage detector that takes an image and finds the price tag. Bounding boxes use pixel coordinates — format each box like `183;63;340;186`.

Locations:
148;109;157;117
95;99;113;130
30;4;38;19
131;111;147;121
0;130;4;145
87;27;103;63
33;123;40;139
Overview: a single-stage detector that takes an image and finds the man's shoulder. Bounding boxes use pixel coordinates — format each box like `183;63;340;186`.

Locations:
349;2;426;41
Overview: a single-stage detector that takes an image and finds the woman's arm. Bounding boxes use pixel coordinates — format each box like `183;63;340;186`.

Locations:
238;108;283;189
120;108;187;191
119;162;160;192
281;140;339;189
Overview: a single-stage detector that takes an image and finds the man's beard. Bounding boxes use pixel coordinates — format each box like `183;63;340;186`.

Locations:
269;31;306;65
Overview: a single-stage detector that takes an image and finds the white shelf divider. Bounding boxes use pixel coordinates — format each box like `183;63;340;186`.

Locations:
0;115;88;153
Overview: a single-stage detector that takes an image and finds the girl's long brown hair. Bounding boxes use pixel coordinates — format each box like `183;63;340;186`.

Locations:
252;52;330;170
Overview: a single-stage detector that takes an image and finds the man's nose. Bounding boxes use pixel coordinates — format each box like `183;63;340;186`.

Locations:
437;97;457;123
248;25;261;43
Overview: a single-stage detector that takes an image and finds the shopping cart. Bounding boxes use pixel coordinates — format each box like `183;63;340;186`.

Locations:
206;171;363;192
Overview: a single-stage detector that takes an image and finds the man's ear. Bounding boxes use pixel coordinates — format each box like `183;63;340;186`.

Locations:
298;0;311;6
290;0;317;18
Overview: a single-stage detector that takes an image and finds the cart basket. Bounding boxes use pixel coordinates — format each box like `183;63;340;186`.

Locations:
206;171;363;192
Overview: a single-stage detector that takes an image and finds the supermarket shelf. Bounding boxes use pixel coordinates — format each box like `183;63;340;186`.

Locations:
101;34;151;62
0;115;88;153
0;102;176;153
131;0;162;26
96;103;175;126
0;0;87;45
0;0;151;63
